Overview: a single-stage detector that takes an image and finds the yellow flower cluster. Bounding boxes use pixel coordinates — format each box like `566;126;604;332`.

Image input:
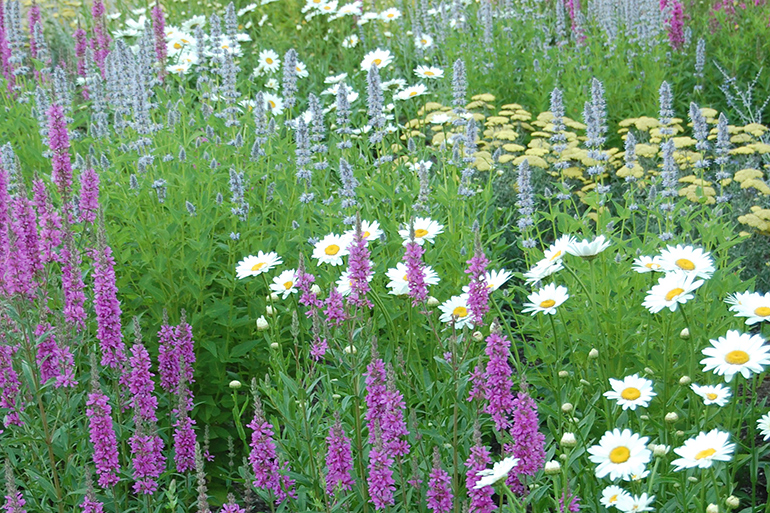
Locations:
22;0;83;27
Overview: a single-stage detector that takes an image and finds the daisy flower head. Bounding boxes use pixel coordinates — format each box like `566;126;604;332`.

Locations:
690;383;731;406
603;374;656;410
601;485;631;509
616;493;655;512
336;269;374;296
360;48;393;70
381;78;406;92
671;429;734;471
632;256;664;274
312;233;352;266
398;217;444;246
385;263;439;296
236;251;283;279
758;412;770;441
523;258;564;285
641;271;704;314
700;330;770;382
544;234;576;263
414;33;433;49
395;84;428;101
264;78;279;90
257;49;281;73
414;65;443;80
484;269;513;291
336;2;362;16
587;428;651;481
294;61;310;78
269;269;298;299
343;219;383;244
319;0;338;14
324;72;348;84
438;294;473;329
731;291;770;325
566;234;611;258
262;93;285;116
658;244;716;279
379;7;401;21
473;455;519;489
522;283;569;316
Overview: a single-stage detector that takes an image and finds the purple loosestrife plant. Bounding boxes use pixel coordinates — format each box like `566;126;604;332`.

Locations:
220;494;246;513
296;254;322;314
157;312;179;393
325;414;355;497
465;426;496;513
27;2;40;60
47;103;73;198
6;192;41;298
367;424;395;510
248;396;296;504
78;168;100;224
91;228;126;369
482;322;515;431
504;386;546;495
465;231;490;326
74;27;88;79
150;2;167;75
403;225;427;306
86;379;121;488
382;366;409;458
0;344;23;426
323;287;345;326
346;216;373;309
80;474;105;512
34;323;76;388
61;235;87;331
172;387;197;472
90;0;111;77
364;351;388;444
32;179;62;264
426;448;453;513
3;461;26;513
560;490;581;512
127;340;158;423
129;425;166;494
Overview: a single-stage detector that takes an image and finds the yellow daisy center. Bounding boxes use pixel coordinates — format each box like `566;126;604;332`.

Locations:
695;448;716;460
373;58;382;66
706;393;718;400
266;57;273;64
251;262;266;271
421;39;428;44
609;495;618;504
402;274;409;281
296;66;302;71
452;306;468;318
414;228;429;238
609;446;630;464
676;258;696;270
539;299;556;308
268;100;276;108
387;13;394;17
755;306;770;317
283;281;293;290
409;91;418;97
363;231;371;238
665;288;684;301
325;244;340;256
725;350;749;365
645;262;659;269
424;71;434;76
174;42;183;49
621;387;641;400
549;250;562;261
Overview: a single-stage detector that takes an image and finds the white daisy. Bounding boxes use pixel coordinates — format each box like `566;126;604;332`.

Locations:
438;294;473;329
312;233;352;266
324;72;348;84
671;429;734;471
414;33;433;49
725;290;754;311
336;269;374;296
257;49;281;73
342;33;359;48
587;428;651;481
269;269;298;299
405;160;433;172
343;220;383;244
294;61;310;78
429;112;453;124
700;330;770;382
236;252;283;279
732;291;770;325
658;244;716;279
601;485;631;509
414;65;443;80
758;412;770;441
381;78;407;92
336;2;361;16
616;493;655;512
544;234;576;263
641;271;704;313
523;258;564;285
398;217;444;246
360;48;393;70
395;84;428;101
319;0;338;14
690;383;731;406
566;234;611;258
632;255;664;274
473;455;519;489
166;32;196;55
521;284;569;316
483;269;513;291
603;374;657;410
379;7;401;21
385;262;440;296
181;14;206;32
264;78;279;90
262;93;285;116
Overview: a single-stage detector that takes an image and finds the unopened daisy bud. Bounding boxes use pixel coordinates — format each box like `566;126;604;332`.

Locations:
640;415;649;421
560;433;577;450
665;412;679;423
229;380;242;389
558;370;569;378
679;375;692;386
688;476;698;483
343;345;357;354
256;316;269;331
427;296;439;306
559;453;567;461
544;460;561;475
706;503;718;513
268;293;279;301
443;443;452;449
579;379;591;386
472;331;483;341
725;496;739;509
588;348;599;359
676;430;684;437
653;444;670;457
644;367;654;375
561;403;573;414
332;393;341;400
680;327;690;339
311;284;322;295
270;342;279;349
265;305;275;316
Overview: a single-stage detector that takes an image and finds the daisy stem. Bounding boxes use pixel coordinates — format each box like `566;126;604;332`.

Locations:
548;314;563;433
678;305;694;377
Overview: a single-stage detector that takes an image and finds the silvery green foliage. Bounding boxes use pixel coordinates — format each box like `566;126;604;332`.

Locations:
366;65;386;145
715;63;770;125
694;38;705;92
658;81;674;136
516;159;535;247
215;52;241;127
282;49;299;110
151;178;167;203
309;94;328;171
458;119;477;198
295;118;314;204
413;161;431;213
229;167;249;220
207;13;224;65
452;59;466;117
584;78;609;179
6;1;27;77
659;139;678;209
549;88;571;200
479;0;493;52
186;201;197;216
715;113;732;171
86;48;109;139
224;2;238;39
335;84;353;149
33;85;51;143
251;92;268;161
52;67;73;121
1;143;19;193
338;158;358;224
